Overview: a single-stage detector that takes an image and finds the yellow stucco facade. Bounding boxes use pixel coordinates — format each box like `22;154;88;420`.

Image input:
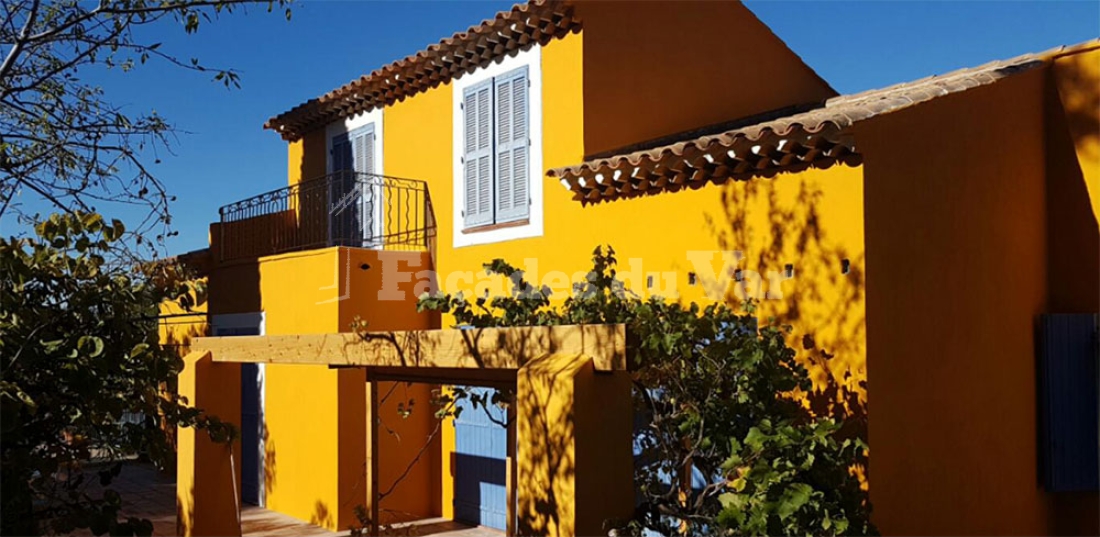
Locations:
172;3;1100;536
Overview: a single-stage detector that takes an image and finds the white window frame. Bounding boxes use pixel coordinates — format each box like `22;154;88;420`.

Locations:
452;45;544;248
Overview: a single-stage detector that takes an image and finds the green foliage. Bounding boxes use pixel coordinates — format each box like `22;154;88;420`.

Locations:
0;212;236;536
419;246;874;536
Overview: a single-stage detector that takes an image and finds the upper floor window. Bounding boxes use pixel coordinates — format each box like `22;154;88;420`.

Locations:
462;66;530;230
329;123;381;248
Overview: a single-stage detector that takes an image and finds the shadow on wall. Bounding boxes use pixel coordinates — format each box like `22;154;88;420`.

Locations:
1053;51;1100;165
176;489;194;537
161;317;209;470
703;168;869;470
354;324;622;371
264;430;277;505
311;500;333;529
1045;52;1100;536
1046;69;1100;313
516;359;575;537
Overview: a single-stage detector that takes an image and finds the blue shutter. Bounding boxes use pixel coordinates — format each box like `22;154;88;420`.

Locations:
351;126;378;246
329;135;354;246
463;81;494;228
332;136;352;172
495;67;529;223
1039;314;1099;492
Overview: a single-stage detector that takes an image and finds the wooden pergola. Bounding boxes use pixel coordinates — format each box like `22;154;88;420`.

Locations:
176;324;634;537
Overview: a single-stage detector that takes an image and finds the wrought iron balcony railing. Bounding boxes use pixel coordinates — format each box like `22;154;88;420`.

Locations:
217;171;435;262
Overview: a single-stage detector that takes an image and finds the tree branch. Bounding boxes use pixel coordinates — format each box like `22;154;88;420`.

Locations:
0;0;40;82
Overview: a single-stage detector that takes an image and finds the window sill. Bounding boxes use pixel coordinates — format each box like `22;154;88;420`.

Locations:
462;218;530;234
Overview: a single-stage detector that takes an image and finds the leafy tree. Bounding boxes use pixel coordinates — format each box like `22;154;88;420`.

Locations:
1;0;289;252
0;212;235;536
419;246;874;536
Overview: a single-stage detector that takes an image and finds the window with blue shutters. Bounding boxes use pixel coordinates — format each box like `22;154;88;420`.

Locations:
331;124;378;247
462;66;530;229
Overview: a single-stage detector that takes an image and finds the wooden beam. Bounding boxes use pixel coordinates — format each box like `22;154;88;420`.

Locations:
194;324;627;371
365;367;516;388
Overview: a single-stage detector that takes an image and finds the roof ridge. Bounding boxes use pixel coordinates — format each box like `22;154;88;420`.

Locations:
266;0;577;140
548;38;1099;202
826;39;1099;108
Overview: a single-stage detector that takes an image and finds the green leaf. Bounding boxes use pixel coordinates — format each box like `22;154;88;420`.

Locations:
833;516;849;535
777;483;813;521
130;343;150;358
744;426;768;453
78;335;105;358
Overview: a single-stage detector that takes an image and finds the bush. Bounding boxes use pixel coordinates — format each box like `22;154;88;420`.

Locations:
0;212;234;536
418;246;873;536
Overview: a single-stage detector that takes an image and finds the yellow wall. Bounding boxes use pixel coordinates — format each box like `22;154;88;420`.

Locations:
252;249;351;530
382;30;866;412
575;1;835;155
159;290;208;356
207;247;438;531
1052;48;1100;222
176;351;242;537
255;12;1099;537
340;248;440;522
379;26;867;533
1047;49;1100;316
516;354;633;537
288;130;327;187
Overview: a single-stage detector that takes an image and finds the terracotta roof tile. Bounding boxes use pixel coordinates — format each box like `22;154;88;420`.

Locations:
547;40;1100;203
265;0;578;141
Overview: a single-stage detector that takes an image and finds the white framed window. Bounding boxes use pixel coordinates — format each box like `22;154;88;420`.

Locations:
326;107;384;176
452;46;543;248
327;109;384;249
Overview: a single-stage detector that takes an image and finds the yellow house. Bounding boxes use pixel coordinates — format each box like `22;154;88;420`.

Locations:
172;1;1100;536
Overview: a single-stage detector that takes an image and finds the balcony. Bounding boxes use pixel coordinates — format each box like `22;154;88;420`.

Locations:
216;172;435;262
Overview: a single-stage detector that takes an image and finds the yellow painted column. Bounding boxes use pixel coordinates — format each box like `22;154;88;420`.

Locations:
516;353;633;536
177;350;242;537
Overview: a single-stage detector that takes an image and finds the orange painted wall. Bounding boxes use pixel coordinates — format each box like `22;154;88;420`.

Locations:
1046;50;1100;315
338;248;441;522
857;67;1099;536
1045;47;1100;536
575;0;835;155
289;129;327;186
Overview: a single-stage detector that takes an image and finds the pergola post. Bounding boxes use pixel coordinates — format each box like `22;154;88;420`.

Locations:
176;350;242;537
365;379;380;536
516;353;634;537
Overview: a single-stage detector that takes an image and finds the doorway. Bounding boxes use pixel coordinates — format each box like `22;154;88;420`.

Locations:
211;313;265;507
452;387;510;530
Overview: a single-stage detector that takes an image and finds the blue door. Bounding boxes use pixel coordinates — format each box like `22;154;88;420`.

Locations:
453;387;508;530
240;362;263;505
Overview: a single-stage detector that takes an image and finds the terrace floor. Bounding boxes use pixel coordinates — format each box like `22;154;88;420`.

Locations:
106;462;499;536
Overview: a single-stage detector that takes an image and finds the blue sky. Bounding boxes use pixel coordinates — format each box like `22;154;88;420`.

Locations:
5;1;1097;254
